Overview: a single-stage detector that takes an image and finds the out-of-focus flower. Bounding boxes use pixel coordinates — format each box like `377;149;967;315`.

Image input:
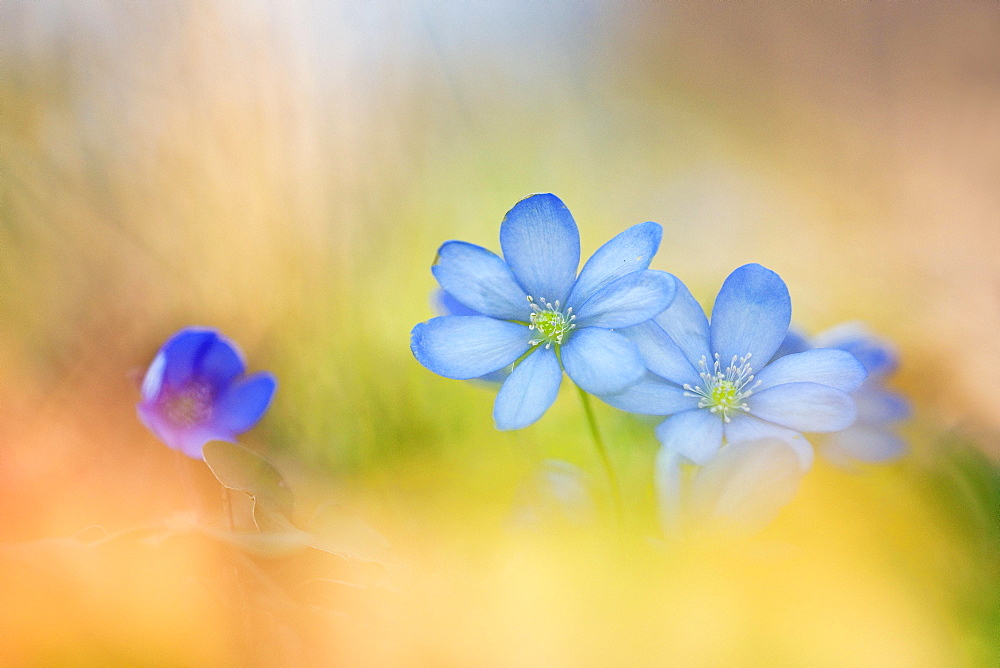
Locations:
137;327;277;459
776;323;911;467
512;460;597;527
606;264;867;469
656;438;805;535
411;193;676;430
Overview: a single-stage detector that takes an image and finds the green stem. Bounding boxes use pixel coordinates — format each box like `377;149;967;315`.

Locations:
577;387;624;525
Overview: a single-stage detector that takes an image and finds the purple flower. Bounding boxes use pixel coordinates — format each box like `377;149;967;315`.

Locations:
137;328;277;459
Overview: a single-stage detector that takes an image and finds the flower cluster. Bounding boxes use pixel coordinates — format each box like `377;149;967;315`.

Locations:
411;193;911;531
135;193;911;535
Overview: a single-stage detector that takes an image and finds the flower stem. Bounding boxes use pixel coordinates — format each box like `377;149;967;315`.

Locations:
224;487;235;531
577;387;624;525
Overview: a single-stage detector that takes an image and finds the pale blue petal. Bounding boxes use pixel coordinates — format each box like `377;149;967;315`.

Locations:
655;409;724;465
213;372;278;433
750;382;856;433
690;439;804;532
710;264;791;368
434;289;481;317
770;326;811;362
140;351;167;402
822;426;907;466
599;372;699;415
724;413;814;469
411;316;530;380
813;322;898;377
475;368;510;385
431;241;528;321
499;193;579;305
855;387;911;424
567;221;662;307
561;328;643;396
652;277;711;370
755;349;867;393
618;321;700;387
433;293;513;384
575;270;675;329
493;346;562;430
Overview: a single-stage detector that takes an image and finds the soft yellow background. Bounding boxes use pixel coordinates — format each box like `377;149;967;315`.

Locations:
1;3;997;665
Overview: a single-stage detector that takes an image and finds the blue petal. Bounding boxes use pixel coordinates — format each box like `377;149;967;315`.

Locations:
158;329;225;387
755;349;867;394
855;386;911;424
432;241;528;321
710;264;791;369
561;327;643;396
213;372;278;433
750;382;856;433
813;322;898;376
599;372;699;415
196;332;246;388
158;328;245;391
822;426;907;466
724;413;813;469
499;194;580;306
434;289;482;317
618;321;700;387
566;221;662;307
654;409;724;465
769;326;811;362
493;346;562;430
411;316;530;380
652;277;711;371
575;270;676;329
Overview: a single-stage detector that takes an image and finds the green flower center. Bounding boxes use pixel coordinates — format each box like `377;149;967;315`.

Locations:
683;353;762;423
527;296;575;348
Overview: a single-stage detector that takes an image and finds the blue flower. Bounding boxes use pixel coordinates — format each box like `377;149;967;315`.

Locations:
137;327;277;459
775;323;910;466
605;263;867;468
411;193;676;430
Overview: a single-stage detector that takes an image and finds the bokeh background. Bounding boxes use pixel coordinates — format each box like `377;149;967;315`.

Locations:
1;2;998;665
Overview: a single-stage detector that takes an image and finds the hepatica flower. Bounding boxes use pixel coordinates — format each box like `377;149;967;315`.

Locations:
606;264;867;468
410;193;676;430
776;323;910;466
138;327;277;459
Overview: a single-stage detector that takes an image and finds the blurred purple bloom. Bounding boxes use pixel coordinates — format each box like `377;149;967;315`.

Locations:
777;322;911;467
137;327;277;459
